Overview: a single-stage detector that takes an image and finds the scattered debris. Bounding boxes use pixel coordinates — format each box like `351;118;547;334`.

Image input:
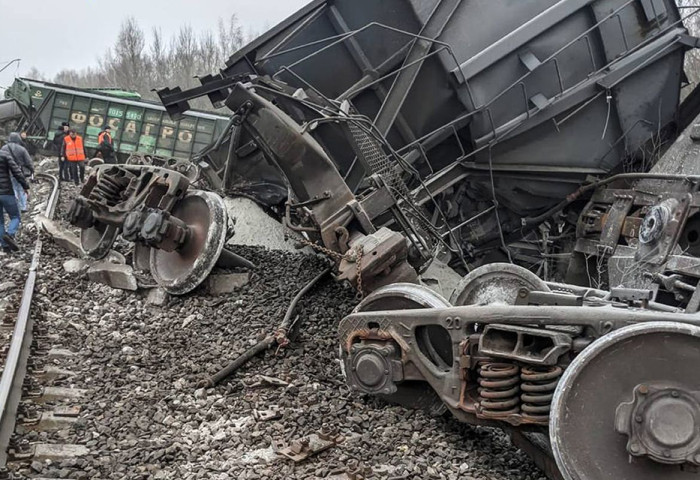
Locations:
202;269;330;388
62;258;90;274
249;375;289;388
253;406;282;422
87;262;138;291
146;287;169;306
5;260;28;271
21;236;540;479
68;322;85;332
207;272;251;295
278;425;345;462
64;252;124;274
35;215;83;257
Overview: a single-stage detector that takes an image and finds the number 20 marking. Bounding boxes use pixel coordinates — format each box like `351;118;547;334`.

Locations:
445;317;461;330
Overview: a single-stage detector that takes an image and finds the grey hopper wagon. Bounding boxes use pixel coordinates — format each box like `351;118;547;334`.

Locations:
160;0;691;265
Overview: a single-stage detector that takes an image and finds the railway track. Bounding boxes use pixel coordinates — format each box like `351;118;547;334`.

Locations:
0;173;60;471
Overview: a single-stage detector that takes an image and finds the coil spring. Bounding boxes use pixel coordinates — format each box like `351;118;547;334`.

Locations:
89;175;126;206
478;363;520;416
520;366;562;421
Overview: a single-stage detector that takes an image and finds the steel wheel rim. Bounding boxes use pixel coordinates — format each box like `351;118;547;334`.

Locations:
450;263;549;306
356;283;453;372
150;191;227;295
132;243;151;272
80;222;119;260
550;321;700;480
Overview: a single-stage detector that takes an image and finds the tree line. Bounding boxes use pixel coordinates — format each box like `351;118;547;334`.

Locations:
30;15;254;110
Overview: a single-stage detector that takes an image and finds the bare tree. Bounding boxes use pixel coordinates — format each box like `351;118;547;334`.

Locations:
172;25;199;90
218;14;245;64
54;65;106;88
48;14;251;110
108;17;148;91
150;27;169;88
54;69;82;86
24;67;48;81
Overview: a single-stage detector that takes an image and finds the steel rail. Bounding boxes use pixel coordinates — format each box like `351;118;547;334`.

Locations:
0;173;59;465
509;431;565;480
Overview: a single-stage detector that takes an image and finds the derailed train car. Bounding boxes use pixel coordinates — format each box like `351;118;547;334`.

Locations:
3;78;231;172
68;1;700;478
159;0;697;277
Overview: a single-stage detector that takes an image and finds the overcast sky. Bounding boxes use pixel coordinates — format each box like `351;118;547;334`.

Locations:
0;0;310;90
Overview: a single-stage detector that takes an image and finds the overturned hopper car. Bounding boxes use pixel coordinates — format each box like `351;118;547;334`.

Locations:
159;0;699;274
4;78;231;168
67;1;700;479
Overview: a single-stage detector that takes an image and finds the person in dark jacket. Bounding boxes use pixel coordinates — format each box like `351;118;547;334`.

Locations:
19;131;37;157
97;125;115;164
52;122;70;181
1;133;34;212
0;145;29;252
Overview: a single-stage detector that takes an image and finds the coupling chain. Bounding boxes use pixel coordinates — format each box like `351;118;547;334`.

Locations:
296;236;364;299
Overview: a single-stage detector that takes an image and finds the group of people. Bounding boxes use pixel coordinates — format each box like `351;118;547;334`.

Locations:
0;122;115;254
52;123;114;183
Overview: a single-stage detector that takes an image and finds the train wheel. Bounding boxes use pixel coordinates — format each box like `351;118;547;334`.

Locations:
550;321;700;480
355;282;450;311
351;283;452;414
150;191;228;295
80;222;119;259
450;263;549;306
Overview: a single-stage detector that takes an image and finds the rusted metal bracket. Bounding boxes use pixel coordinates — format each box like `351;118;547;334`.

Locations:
597;193;634;256
278;426;345;462
253;407;281;422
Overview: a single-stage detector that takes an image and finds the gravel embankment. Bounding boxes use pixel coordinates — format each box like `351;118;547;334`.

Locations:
7;175;546;480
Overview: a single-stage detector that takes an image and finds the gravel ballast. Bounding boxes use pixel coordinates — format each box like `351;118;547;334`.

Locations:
7;180;546;480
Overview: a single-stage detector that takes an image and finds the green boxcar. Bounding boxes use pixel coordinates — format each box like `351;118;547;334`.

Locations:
4;78;230;162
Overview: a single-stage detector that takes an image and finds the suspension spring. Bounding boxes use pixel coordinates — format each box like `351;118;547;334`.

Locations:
520;366;562;422
478;362;520;416
89;175;127;206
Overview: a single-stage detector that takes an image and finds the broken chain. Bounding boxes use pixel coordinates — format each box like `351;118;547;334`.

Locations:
295;236;364;299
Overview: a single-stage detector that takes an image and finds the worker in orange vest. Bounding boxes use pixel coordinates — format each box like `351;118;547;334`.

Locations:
61;129;87;185
97;125;115;164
